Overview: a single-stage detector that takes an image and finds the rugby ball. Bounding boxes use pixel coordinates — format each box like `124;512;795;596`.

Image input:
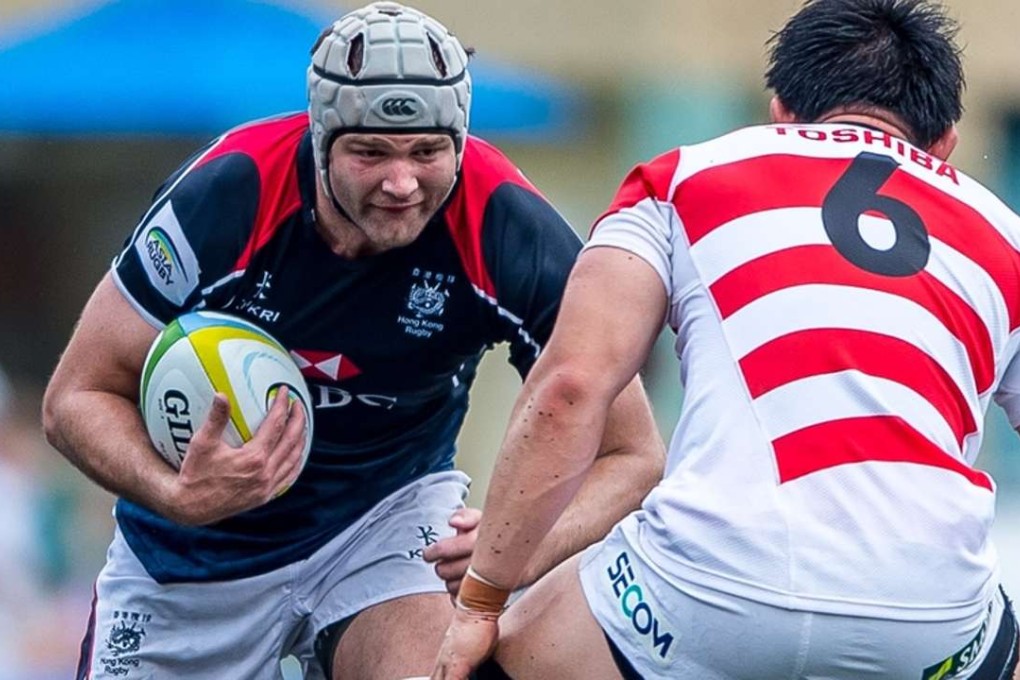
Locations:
139;311;313;471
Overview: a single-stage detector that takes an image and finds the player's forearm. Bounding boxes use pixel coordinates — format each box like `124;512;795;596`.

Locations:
470;367;614;589
43;388;177;515
516;452;651;586
518;378;664;585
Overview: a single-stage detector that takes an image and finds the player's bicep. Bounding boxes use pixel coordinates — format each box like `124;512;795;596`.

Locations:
49;273;160;404
541;246;667;397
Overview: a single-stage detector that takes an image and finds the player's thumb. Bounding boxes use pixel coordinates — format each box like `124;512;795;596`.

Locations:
449;507;482;532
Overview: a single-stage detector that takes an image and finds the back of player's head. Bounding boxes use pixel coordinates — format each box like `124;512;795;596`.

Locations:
307;2;472;203
765;0;964;148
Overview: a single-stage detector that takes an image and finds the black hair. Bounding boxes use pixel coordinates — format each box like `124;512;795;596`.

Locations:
765;0;964;148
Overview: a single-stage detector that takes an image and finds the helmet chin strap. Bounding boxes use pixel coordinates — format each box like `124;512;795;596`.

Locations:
328;184;358;228
319;152;365;233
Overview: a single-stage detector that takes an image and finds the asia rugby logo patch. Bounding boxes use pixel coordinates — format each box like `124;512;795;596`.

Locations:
144;227;183;285
134;200;200;306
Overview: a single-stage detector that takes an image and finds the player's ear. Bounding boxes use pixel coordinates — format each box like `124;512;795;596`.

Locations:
928;125;959;161
769;96;798;124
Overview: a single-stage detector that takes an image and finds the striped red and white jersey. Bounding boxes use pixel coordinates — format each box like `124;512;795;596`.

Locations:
589;123;1020;620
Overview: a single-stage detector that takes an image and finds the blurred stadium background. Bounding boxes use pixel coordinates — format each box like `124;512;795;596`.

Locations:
1;0;1019;676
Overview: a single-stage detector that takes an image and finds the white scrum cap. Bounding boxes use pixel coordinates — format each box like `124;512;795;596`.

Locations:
307;2;472;203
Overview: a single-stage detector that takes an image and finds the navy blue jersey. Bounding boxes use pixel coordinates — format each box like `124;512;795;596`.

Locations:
112;113;582;583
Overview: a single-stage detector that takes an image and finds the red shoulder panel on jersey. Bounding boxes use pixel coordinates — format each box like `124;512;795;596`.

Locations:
677;153;1020;330
591;148;680;237
443;136;542;297
772;415;993;491
195;113;308;273
713;244;995;394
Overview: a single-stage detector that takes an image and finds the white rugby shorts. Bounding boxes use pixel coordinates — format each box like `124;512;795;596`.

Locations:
579;512;1015;679
77;470;469;680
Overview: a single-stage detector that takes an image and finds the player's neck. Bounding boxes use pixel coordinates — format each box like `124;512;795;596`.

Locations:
816;110;913;144
314;217;370;259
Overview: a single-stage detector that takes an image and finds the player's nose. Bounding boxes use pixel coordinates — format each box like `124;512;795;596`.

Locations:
380;160;419;199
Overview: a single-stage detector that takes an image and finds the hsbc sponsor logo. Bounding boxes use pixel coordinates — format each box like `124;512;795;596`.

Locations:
312;385;397;411
289;350;397;410
290;350;362;382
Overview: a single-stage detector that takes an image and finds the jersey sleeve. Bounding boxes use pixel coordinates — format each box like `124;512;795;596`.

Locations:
481;183;583;377
586;149;681;299
112;150;261;327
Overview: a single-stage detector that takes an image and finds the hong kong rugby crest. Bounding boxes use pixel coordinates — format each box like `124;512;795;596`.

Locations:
398;268;454;339
98;609;152;677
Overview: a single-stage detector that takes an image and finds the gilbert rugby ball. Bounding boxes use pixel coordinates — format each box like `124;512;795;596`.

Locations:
139;311;313;470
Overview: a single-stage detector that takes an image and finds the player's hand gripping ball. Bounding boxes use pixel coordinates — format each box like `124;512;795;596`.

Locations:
140;311;314;474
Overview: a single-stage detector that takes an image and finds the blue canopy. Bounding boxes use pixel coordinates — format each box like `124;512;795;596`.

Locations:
0;0;583;141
